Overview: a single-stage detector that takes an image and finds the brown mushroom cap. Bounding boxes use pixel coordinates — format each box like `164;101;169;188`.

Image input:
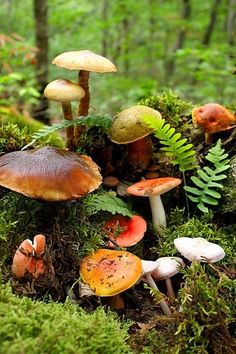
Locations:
44;79;85;103
109;105;162;144
52;50;117;73
0;147;102;201
80;249;142;296
127;177;181;197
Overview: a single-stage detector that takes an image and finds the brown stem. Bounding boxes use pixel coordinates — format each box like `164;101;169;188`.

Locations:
127;135;152;171
105;294;125;310
62;102;75;151
74;70;90;146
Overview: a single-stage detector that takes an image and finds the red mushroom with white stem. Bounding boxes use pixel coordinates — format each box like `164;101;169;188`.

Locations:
127;177;181;234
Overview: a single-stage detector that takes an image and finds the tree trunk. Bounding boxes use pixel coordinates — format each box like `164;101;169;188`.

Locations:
226;0;236;45
32;0;49;124
202;0;222;46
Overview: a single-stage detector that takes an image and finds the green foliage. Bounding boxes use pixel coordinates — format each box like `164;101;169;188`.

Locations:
174;263;236;354
82;190;133;218
22;114;112;150
184;140;230;213
139;90;193;127
152;208;236;267
142;115;196;172
0;282;132;354
0;122;30;153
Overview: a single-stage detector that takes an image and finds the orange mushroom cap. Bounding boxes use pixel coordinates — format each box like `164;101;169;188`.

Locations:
127;177;181;197
192;103;236;134
80;249;142;296
103;215;147;248
0;147;102;201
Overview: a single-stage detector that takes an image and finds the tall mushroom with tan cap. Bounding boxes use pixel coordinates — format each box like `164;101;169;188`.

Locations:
44;79;85;151
0;146;102;201
52;50;117;144
109;105;162;174
127;177;181;234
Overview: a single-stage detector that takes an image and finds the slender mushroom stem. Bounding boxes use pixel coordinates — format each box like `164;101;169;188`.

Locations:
61;102;75;151
105;294;125;310
127;136;153;172
165;277;176;299
145;273;171;316
148;195;166;234
75;70;90;145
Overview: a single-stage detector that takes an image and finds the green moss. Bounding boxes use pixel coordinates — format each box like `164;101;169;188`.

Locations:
0;282;132;354
139;90;193;128
0;122;30;153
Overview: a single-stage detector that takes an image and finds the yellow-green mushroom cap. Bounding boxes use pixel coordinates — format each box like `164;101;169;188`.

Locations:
109;105;162;144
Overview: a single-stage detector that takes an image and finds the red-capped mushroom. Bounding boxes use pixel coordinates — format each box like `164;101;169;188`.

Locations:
12;234;46;279
192;103;236;143
103;214;147;248
127;177;181;234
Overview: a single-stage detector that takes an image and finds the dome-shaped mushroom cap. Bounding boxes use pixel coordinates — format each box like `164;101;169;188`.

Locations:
151;257;185;280
0;147;102;201
44;79;85;103
174;237;225;262
127;177;182;197
52;50;117;73
80;249;142;296
109;105;162;144
141;260;159;275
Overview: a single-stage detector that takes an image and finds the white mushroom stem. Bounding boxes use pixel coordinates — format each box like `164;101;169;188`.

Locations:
61;102;75;151
149;195;166;234
145;273;172;316
165;277;176;299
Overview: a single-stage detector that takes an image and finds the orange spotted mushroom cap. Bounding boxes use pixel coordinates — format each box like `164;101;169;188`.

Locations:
127;177;182;197
80;249;142;296
0;147;102;201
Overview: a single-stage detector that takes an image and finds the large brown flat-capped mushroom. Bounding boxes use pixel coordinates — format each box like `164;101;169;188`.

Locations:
109;105;162;174
0;146;102;201
44;79;85;151
192;103;236;144
52;50;117;144
127;177;181;234
80;248;142;310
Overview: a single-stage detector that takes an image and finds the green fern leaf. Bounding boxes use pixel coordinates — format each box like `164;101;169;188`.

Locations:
142;115;196;172
184;140;230;213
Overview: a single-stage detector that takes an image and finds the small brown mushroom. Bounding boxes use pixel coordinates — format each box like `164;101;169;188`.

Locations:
0;146;102;201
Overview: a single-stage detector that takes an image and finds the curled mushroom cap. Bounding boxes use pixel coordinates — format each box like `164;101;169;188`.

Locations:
52;50;117;73
44;79;85;103
192;103;236;134
0;147;102;201
103;214;147;248
174;237;225;263
151;257;185;280
80;249;142;296
109;105;162;144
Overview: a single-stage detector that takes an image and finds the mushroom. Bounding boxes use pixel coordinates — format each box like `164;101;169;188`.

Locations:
80;248;142;310
141;259;172;316
0;146;102;201
109;105;162;174
192;103;236;144
174;237;225;263
103;214;147;248
52;50;117;143
127;177;181;234
44;79;85;151
151;257;185;299
12;234;46;279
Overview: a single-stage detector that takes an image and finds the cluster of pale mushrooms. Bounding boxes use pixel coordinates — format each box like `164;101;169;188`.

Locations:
0;49;231;315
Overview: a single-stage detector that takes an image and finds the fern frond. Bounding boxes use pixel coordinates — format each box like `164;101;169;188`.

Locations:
184;140;230;213
142;115;196;172
22;114;112;150
83;191;133;217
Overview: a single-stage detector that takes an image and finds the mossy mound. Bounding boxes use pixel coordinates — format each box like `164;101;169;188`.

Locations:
0;282;132;354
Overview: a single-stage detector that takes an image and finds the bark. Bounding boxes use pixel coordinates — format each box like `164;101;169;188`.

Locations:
202;0;222;46
32;0;49;124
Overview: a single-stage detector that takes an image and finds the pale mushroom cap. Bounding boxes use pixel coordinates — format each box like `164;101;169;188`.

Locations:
44;79;85;103
52;50;117;73
174;237;225;262
0;147;102;201
127;177;182;197
141;260;159;275
151;257;185;280
80;249;142;296
109;105;162;144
